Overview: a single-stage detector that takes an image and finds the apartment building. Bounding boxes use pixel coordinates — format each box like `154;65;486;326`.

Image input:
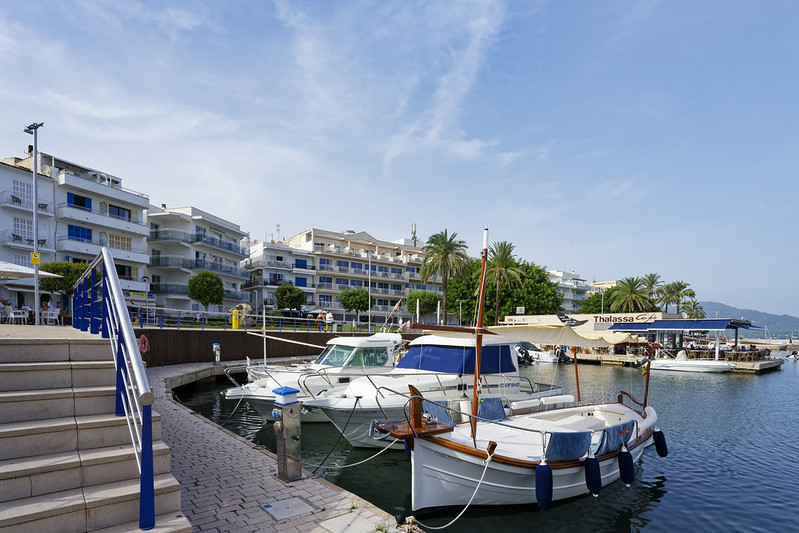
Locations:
548;269;590;313
0;151;150;309
278;228;442;324
146;204;249;312
242;240;317;313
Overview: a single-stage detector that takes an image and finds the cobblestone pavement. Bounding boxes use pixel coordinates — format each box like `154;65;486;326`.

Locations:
147;363;409;533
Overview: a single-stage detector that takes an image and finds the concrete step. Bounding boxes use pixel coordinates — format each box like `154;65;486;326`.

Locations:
0;412;162;461
0;385;115;424
0;361;115;392
84;473;183;531
0;442;172;504
0;473;183;532
0;337;110;363
94;512;193;533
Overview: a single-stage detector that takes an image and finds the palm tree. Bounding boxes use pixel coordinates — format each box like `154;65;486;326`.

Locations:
658;281;695;314
642;273;663;300
609;277;651;313
486;241;525;325
420;229;470;325
681;298;706;318
656;284;679;313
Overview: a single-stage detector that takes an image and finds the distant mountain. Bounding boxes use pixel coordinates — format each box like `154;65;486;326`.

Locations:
698;301;799;339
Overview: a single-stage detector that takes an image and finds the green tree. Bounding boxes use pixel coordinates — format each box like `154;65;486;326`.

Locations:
420;229;470;325
642;273;663;300
405;290;440;322
486;241;525;325
609;277;656;313
275;284;305;310
657;281;695;314
579;286;621;314
670;281;695;312
188;270;223;311
39;261;91;315
339;288;370;318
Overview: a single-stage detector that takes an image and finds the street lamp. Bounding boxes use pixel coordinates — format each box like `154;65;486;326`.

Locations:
24;122;44;327
457;299;464;326
367;249;371;332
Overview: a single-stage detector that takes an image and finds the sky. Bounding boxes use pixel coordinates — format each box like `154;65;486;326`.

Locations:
1;1;798;316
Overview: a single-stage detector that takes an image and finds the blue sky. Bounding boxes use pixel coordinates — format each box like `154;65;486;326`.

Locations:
1;1;797;316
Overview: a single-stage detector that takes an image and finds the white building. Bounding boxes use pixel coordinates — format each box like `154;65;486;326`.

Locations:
242;240;317;313
548;269;590;313
281;228;442;324
146;204;249;313
1;152;149;309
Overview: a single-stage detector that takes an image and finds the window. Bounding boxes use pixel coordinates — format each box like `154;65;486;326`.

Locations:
108;234;131;251
319;276;332;284
12;180;32;205
67;192;92;211
116;264;132;279
295;259;307;269
68;224;92;242
350;261;362;270
378;282;388;290
13;253;31;267
350;279;363;288
391;284;402;291
319;294;332;305
391;268;402;275
108;204;131;221
13;217;33;240
295;277;307;287
336;278;349;288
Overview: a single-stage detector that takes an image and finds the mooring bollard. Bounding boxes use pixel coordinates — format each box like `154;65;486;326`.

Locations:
212;343;221;365
271;386;302;481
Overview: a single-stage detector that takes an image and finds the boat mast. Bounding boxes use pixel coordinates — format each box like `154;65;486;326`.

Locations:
470;227;489;441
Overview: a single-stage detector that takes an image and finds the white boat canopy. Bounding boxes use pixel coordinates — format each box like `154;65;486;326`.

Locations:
422;324;613;348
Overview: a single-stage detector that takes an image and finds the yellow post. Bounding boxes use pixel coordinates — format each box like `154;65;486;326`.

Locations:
232;309;240;329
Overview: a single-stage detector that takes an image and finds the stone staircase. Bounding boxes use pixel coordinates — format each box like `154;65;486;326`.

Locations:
0;333;192;532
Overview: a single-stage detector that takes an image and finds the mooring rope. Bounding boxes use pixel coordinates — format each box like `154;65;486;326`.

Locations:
311;396;361;474
301;436;399;470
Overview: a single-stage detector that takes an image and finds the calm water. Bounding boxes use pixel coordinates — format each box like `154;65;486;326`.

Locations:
175;355;799;532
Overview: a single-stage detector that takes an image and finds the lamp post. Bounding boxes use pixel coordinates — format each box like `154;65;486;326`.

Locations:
457;299;464;326
24;122;44;327
600;288;604;314
367;250;371;332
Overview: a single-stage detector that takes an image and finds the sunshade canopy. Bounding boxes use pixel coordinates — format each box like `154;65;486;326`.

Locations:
608;318;762;332
0;261;61;280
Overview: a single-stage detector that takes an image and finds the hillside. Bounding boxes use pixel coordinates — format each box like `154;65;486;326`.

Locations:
698;301;799;339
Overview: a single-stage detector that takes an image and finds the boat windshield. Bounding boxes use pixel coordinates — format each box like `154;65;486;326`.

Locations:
314;344;355;367
314;345;391;367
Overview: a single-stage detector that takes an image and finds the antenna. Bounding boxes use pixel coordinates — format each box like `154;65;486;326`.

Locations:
276;224;281;241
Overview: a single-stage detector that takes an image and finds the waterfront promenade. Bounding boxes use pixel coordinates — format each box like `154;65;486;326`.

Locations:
150;361;408;533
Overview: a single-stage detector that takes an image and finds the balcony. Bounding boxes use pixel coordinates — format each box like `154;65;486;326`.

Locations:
149;255;249;279
0;231;54;252
149;229;247;256
56;202;148;236
1;191;53;216
57;235;148;264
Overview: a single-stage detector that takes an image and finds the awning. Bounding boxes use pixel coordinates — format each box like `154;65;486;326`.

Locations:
608;318;763;332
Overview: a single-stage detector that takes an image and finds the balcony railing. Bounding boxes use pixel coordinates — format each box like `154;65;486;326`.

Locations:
1;191;53;214
149;255;248;278
58;201;145;226
149;229;247;256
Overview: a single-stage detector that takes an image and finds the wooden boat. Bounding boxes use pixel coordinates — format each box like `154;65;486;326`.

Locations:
374;228;667;514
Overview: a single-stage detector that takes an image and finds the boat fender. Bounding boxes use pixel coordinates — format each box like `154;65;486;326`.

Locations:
404;439;412;458
653;428;668;458
584;455;602;496
618;446;635;486
535;461;553;510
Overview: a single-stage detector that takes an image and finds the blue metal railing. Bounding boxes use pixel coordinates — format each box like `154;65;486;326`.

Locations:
73;247;155;530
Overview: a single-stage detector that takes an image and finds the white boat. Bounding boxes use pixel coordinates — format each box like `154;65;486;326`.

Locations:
515;341;563;364
302;334;566;448
374;228;667;515
648;349;735;373
223;333;405;422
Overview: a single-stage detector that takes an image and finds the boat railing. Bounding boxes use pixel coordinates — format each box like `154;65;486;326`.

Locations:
72;247;155;530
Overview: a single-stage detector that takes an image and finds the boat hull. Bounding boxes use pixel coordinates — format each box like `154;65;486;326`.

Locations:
649;359;734;372
411;437;648;510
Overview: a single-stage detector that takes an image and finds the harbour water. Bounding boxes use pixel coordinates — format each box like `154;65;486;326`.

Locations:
175;354;799;532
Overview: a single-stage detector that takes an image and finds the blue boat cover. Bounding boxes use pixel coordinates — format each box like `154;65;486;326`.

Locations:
595;420;636;456
545;431;592;462
478;397;508;421
396;344;516;374
421;400;456;427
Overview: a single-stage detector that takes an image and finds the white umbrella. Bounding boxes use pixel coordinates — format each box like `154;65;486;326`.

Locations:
0;261;61;280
